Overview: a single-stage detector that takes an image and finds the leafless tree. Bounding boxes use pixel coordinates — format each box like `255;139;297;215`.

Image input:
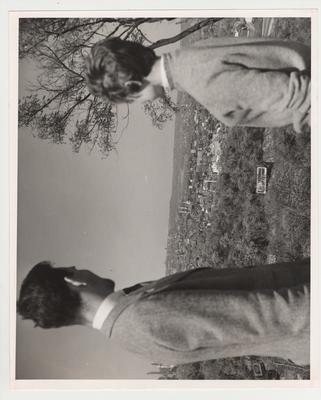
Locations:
19;17;222;156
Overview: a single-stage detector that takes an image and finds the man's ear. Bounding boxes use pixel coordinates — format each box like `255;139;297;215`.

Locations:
64;276;87;287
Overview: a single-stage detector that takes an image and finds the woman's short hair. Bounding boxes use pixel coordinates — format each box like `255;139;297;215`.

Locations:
17;262;82;329
85;37;157;103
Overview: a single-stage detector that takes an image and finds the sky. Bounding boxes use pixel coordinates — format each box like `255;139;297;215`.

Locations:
16;20;180;379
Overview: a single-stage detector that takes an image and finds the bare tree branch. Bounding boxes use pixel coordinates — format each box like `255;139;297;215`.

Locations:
61;93;91;122
122;20;145;40
27;80;83;118
104;23;122;39
42;45;84;78
58;18;175;36
149;18;223;49
136;27;154;44
58;18;117;35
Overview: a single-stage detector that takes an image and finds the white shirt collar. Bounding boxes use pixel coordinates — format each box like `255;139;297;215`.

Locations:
160;55;170;90
92;290;126;330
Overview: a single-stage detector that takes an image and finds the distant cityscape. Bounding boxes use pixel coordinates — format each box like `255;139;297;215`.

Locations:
166;107;227;273
148;358;310;380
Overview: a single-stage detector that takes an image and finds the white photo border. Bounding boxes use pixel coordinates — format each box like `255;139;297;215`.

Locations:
2;0;320;397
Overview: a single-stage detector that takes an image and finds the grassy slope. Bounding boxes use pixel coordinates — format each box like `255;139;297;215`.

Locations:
164;17;310;380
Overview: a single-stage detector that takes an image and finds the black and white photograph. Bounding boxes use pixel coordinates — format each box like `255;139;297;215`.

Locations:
11;10;316;386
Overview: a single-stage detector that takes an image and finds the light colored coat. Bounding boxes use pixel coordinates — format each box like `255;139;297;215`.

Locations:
101;259;310;365
163;37;310;132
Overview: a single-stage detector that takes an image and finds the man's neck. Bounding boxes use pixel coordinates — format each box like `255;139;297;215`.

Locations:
81;290;114;327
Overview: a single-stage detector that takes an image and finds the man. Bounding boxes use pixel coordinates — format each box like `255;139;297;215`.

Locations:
17;259;310;366
85;37;311;133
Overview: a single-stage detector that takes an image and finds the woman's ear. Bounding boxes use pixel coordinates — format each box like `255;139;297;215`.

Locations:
64;276;87;287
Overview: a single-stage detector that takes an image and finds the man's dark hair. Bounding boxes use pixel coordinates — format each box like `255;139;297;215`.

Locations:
85;37;158;102
17;262;82;329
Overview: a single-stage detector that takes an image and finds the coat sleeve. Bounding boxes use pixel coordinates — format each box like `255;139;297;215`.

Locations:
157;283;310;354
213;61;310;132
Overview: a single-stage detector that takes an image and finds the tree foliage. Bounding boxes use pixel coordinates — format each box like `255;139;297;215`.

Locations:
19;17;221;156
143;92;179;129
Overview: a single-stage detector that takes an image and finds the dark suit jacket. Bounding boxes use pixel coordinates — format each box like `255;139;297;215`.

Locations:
101;259;310;365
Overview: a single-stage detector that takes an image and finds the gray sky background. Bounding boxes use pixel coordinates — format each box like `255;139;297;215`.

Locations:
16;20;180;379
